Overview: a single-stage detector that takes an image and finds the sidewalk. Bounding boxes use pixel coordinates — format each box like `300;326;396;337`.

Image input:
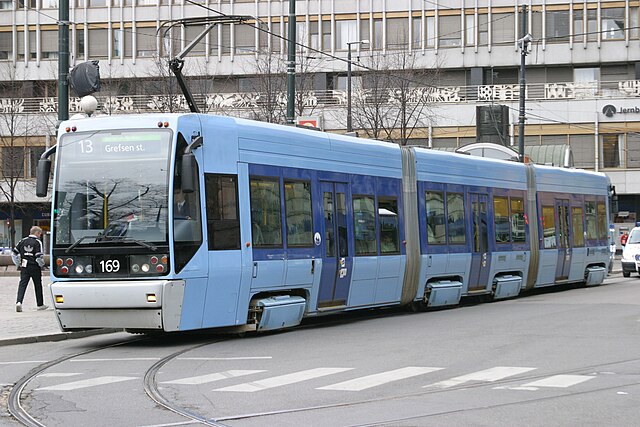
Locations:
0;273;118;346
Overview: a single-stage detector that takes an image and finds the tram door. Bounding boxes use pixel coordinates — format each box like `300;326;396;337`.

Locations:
555;199;571;280
469;193;491;291
318;182;352;309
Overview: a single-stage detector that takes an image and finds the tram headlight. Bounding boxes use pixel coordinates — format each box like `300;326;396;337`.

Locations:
131;264;140;273
85;264;93;274
141;263;150;273
75;265;84;274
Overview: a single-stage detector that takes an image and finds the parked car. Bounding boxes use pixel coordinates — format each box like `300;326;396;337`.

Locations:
621;226;640;277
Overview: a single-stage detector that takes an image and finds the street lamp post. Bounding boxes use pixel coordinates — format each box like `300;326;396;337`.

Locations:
346;40;369;133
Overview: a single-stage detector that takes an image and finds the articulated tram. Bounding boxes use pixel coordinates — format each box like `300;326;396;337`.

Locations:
37;114;612;333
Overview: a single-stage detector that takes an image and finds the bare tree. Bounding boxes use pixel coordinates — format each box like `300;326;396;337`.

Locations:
0;64;38;247
349;49;441;145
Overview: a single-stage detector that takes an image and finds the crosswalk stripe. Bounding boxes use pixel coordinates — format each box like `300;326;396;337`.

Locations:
161;370;266;385
214;368;353;392
317;367;443;391
425;366;536;389
36;376;137;391
521;374;595;388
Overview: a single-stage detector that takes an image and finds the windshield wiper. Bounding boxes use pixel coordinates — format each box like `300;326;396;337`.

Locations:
65;235;103;253
105;236;158;251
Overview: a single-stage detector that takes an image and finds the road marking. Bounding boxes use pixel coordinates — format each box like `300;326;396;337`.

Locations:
36;376;137;391
521;374;595;388
70;358;160;362
161;370;266;385
177;357;273;361
38;373;82;378
214;368;353;392
318;367;443;391
425;366;536;389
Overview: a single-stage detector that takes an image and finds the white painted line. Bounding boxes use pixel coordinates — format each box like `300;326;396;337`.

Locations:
161;370;266;385
38;373;82;378
36;376;137;391
214;368;353;393
425;366;536;389
177;357;273;361
522;375;595;388
70;358;160;362
318;367;443;391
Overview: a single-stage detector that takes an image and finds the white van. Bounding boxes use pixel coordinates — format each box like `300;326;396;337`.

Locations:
621;226;640;277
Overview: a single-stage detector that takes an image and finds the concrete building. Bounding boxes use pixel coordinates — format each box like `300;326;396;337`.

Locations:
1;0;640;245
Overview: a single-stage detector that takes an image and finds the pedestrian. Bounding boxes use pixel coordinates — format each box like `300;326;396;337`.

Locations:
621;232;629;247
11;226;47;312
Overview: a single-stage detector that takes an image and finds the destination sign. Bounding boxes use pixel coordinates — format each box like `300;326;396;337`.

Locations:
72;132;167;158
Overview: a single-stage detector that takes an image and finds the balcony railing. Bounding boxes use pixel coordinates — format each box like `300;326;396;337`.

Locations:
2;80;639;116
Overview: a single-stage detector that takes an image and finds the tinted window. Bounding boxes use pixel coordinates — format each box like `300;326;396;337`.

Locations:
250;177;282;248
353;196;376;255
494;197;510;243
511;198;526;243
572;207;584;247
426;191;445;244
542;205;556;248
379;197;399;254
284;180;313;247
447;192;466;244
205;174;240;250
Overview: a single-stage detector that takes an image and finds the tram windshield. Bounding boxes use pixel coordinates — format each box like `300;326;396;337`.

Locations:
53;129;173;249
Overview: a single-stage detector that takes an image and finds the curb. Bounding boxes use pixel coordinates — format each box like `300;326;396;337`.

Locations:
0;328;121;347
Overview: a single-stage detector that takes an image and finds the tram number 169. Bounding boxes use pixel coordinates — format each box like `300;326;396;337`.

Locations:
99;259;121;273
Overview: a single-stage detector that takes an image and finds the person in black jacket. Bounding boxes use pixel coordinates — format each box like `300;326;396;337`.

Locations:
12;226;47;312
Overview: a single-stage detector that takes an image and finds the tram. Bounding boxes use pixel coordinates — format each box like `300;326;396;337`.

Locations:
36;113;612;333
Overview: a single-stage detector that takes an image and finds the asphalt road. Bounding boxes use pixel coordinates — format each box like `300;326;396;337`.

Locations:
1;273;639;427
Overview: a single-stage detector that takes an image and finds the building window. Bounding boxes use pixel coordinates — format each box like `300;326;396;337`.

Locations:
74;29;85;60
136;27;156;57
627;133;640;168
546;10;570;42
412;17;422;48
372;18;383;49
42;0;58;7
492;12;515;44
439;14;461;47
113;29;123;57
321;20;331;51
387;17;409;50
574;8;598;42
0;32;11;60
601;134;622;168
88;28;108;59
426;16;435;47
309;21;319;51
2;147;24;178
465;14;475;46
235;24;254;54
336;20;357;50
569;134;595;169
602;7;624;40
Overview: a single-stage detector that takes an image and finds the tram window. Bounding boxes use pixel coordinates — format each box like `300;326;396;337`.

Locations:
542;205;557;248
353;195;377;256
585;201;597;240
572;207;585;247
205;174;240;250
250;177;283;248
447;192;465;244
426;191;445;245
511;197;525;243
597;201;607;240
284;180;313;247
493;197;510;243
379;197;399;255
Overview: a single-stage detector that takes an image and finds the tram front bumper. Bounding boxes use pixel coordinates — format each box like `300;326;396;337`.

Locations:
50;280;185;332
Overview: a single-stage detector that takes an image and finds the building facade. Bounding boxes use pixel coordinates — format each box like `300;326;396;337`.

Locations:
2;0;640;245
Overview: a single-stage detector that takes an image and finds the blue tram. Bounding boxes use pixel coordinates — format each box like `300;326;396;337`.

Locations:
39;114;612;332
